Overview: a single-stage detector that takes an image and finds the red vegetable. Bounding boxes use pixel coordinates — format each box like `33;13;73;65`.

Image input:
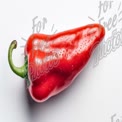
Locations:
8;24;105;102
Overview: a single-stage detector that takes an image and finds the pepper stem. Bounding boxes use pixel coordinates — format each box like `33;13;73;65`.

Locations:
8;40;27;78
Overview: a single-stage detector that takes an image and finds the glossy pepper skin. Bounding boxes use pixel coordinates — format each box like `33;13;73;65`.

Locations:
8;24;105;102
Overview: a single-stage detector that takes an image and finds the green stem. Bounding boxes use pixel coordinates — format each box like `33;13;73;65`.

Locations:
8;40;27;78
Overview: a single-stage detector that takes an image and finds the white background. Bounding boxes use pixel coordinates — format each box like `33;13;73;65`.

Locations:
0;0;122;122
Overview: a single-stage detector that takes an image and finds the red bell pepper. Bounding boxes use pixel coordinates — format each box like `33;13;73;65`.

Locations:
8;24;105;102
